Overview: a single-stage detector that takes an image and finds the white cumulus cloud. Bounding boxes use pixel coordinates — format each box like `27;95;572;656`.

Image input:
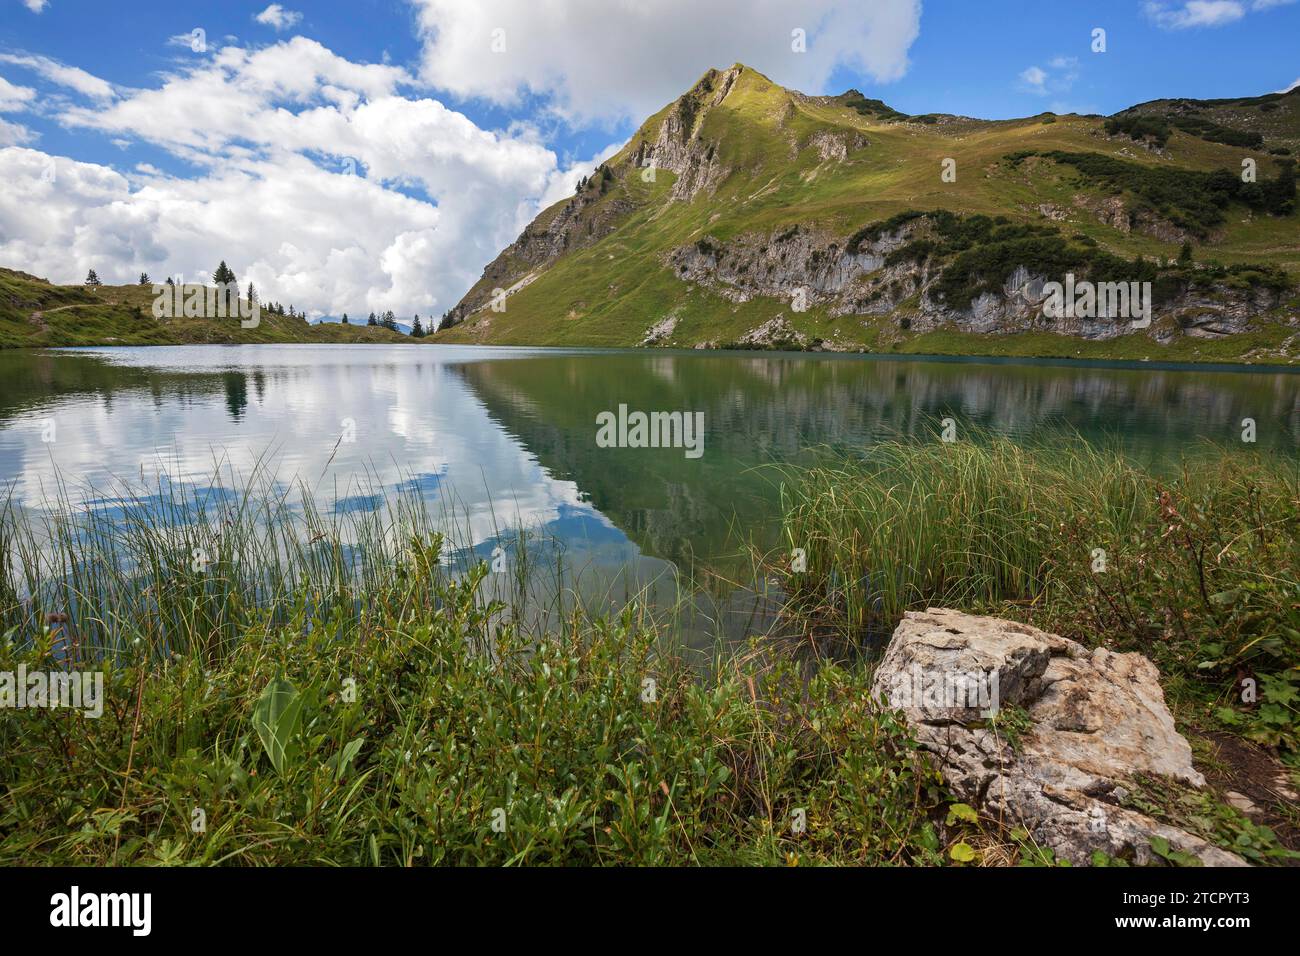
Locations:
411;0;922;125
254;5;303;31
1;37;603;320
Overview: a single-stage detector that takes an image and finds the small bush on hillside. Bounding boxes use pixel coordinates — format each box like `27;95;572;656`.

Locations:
1011;150;1297;234
1104;114;1172;146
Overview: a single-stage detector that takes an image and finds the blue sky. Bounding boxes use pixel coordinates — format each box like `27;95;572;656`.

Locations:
1;0;1296;318
880;0;1299;118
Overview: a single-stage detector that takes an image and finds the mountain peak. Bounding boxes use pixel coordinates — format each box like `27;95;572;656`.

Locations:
436;64;1298;355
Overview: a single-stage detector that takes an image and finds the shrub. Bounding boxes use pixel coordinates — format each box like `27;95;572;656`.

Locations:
846;211;927;253
1168;114;1264;149
1011;150;1297;235
1104;114;1171;147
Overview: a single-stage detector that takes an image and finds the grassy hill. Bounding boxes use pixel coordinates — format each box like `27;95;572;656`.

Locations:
0;268;410;349
434;65;1299;363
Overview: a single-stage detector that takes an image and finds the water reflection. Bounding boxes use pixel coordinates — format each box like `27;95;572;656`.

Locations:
0;345;1296;583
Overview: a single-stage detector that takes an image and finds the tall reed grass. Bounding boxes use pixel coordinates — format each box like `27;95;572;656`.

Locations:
0;471;943;865
0;464;446;663
0;438;1294;866
777;432;1148;633
774;429;1300;750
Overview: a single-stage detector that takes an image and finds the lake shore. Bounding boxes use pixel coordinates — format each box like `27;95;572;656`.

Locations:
6;268;1297;364
2;439;1295;865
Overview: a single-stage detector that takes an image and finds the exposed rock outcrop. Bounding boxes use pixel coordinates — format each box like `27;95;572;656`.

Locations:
631;66;739;202
667;215;1289;344
735;315;807;348
668;223;900;307
806;130;867;162
1074;193;1202;244
640;313;679;346
871;608;1247;866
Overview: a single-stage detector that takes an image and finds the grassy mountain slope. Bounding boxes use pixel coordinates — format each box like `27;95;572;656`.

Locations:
0;269;409;349
435;65;1299;362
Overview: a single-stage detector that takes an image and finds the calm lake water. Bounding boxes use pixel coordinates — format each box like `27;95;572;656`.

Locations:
1;344;1297;640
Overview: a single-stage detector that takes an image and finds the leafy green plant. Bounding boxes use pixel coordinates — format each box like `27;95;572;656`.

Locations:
250;678;307;775
1149;835;1203;867
949;842;978;863
1122;774;1300;864
946;802;979;826
1089;849;1130;867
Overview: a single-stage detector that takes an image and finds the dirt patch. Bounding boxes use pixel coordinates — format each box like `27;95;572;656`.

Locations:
1198;730;1300;860
28;303;84;331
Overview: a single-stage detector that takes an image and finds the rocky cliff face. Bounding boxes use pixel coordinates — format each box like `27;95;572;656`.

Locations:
668;215;1288;345
630;66;740;202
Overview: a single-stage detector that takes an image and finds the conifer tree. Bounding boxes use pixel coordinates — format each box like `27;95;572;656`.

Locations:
211;261;238;314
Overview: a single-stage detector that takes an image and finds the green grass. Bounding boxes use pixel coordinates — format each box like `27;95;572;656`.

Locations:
0;269;411;349
772;432;1300;757
0;475;946;866
1;440;1295;864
